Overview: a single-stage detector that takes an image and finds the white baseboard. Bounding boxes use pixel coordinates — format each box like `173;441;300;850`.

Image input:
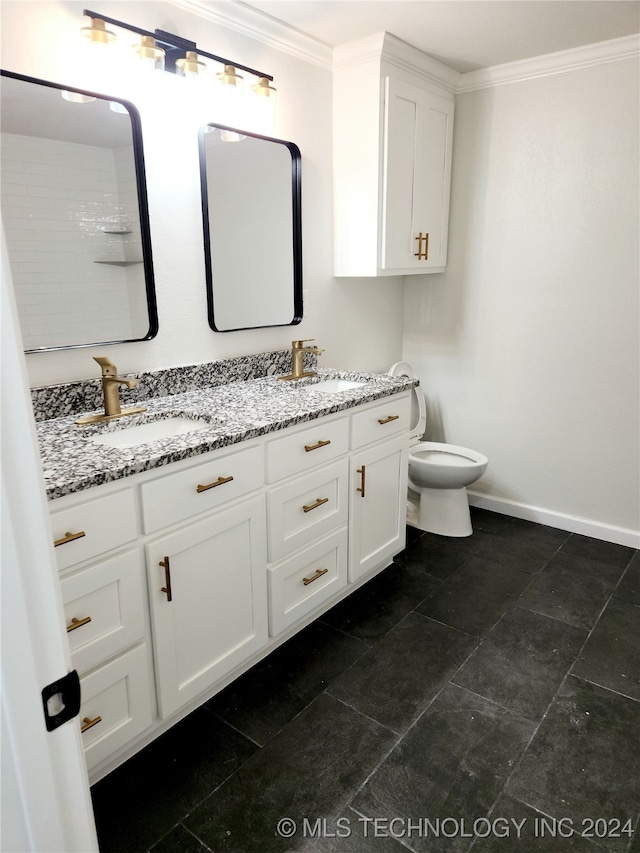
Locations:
467;492;640;550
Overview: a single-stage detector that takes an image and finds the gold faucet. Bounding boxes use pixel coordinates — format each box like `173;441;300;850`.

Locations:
75;357;147;425
279;339;325;381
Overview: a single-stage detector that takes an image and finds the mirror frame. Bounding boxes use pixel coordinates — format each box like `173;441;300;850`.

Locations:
0;69;158;352
198;123;303;333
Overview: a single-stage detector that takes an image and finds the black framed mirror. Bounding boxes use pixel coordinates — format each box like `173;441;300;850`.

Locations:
0;70;158;352
199;123;302;332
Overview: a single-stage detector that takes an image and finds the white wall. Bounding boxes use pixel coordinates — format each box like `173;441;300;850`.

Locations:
403;56;640;540
1;0;405;385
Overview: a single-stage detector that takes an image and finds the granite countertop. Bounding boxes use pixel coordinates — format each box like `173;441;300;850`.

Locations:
38;368;416;501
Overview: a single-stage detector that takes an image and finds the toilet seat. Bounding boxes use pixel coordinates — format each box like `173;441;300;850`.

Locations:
409;441;489;490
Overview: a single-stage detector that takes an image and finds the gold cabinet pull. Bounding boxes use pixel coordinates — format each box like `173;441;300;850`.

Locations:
378;415;400;425
159;556;172;602
80;715;102;733
302;567;328;586
196;475;234;493
304;439;331;453
414;231;429;260
66;616;92;633
54;530;86;548
302;497;329;513
357;465;366;498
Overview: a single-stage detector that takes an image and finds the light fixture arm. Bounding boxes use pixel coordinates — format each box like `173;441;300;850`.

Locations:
82;9;274;80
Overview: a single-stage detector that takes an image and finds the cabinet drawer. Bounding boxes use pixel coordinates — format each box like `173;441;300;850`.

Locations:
350;394;411;449
60;550;145;674
266;417;349;483
79;644;153;772
140;444;263;534
267;460;348;562
51;489;138;571
268;528;348;636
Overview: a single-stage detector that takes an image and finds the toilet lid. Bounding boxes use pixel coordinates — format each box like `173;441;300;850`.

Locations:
388;361;426;441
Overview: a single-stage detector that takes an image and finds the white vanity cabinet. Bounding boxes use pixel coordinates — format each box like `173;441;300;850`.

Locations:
52;503;153;773
349;396;410;581
265;417;351;635
145;495;267;719
333;33;455;277
140;443;267;718
46;387;411;781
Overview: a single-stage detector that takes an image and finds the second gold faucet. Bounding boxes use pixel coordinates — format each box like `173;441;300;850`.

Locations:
279;339;325;381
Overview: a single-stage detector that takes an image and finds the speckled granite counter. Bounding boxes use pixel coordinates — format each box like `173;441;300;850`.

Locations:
38;368;416;500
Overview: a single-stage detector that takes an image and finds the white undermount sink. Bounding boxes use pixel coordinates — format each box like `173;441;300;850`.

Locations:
88;416;209;449
306;379;366;393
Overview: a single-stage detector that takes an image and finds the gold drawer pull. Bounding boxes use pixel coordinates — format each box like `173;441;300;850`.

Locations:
54;530;86;548
159;556;172;602
80;715;102;733
66;616;92;633
378;415;400;425
357;465;366;498
196;475;234;493
304;439;331;453
302;567;328;586
414;231;429;259
302;497;329;513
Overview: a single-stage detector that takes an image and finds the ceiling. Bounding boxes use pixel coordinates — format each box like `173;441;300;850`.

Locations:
236;0;640;73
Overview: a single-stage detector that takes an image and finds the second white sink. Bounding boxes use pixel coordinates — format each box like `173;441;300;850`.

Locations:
88;416;209;449
306;379;365;393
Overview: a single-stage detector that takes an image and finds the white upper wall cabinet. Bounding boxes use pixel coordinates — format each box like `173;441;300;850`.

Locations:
333;33;456;277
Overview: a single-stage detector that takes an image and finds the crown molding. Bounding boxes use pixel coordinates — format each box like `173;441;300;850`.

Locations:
165;0;333;69
333;32;460;93
457;33;640;93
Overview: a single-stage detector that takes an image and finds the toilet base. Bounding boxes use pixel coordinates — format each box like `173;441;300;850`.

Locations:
411;486;473;537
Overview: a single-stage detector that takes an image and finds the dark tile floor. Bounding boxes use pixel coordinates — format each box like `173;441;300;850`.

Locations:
91;509;640;853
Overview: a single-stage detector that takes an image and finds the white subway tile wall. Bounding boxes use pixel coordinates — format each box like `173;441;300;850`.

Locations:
1;134;148;349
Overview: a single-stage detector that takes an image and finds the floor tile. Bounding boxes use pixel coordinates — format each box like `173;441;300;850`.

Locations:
320;563;442;643
571;599;640;700
207;621;369;746
453;607;587;721
304;807;409;852
518;551;626;630
183;693;398;853
560;534;636;569
613;553;640;606
395;529;488;581
149;824;212;853
507;676;640;852
327;612;477;733
474;521;568;574
415;556;531;636
91;708;258;853
469;507;515;535
471;794;606;852
352;683;535;853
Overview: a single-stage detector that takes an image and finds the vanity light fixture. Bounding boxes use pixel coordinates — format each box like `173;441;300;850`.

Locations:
81;16;116;44
217;64;243;88
80;10;274;91
251;76;277;100
132;34;165;72
176;51;207;77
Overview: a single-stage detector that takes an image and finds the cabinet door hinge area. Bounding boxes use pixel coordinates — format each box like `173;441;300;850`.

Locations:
41;669;81;732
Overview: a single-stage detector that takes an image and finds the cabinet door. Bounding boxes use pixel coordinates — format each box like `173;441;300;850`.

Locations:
349;435;408;582
146;496;267;718
381;77;454;272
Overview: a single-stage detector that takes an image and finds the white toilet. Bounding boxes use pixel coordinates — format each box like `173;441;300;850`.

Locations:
389;362;488;537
